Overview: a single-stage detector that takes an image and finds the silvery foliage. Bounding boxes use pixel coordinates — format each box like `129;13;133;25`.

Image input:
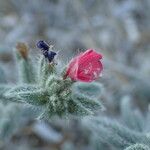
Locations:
0;42;103;123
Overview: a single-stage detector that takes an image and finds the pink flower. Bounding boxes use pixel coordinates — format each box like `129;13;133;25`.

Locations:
64;49;103;82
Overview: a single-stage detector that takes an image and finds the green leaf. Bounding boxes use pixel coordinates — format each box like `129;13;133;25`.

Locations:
72;94;103;111
71;82;104;113
45;75;57;88
16;50;36;84
68;99;93;116
72;82;103;98
18;59;36;84
5;85;38;96
38;56;56;87
5;84;48;105
17;89;49;105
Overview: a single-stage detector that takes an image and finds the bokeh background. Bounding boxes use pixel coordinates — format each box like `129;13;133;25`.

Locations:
0;0;150;149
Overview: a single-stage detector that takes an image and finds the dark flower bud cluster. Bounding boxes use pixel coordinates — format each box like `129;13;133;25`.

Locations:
37;40;56;63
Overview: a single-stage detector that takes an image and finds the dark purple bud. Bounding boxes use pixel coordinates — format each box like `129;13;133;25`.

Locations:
47;51;57;62
37;40;57;62
37;40;49;51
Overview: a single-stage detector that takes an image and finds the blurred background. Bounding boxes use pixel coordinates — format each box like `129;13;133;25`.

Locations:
0;0;150;149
